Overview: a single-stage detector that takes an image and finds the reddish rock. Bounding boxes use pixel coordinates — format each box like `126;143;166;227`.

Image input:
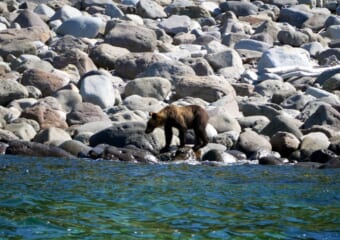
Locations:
21;104;68;130
21;68;69;97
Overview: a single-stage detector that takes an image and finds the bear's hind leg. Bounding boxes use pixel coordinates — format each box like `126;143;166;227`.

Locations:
193;127;208;151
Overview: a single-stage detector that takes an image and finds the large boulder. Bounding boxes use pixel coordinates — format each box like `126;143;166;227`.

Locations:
302;104;340;130
136;0;167;19
21;68;69;97
0;39;37;58
6;140;75;159
173;75;236;102
89;43;130;70
56;16;104;38
52;49;97;76
258;46;313;73
53;89;82;113
89;121;162;153
0;80;28;106
13;9;50;32
114;52;167;79
21;98;68;130
219;1;258;17
124;77;171;101
300;132;330;157
104;22;157;52
261;114;303;138
270;131;300;157
205;49;243;71
78;71;116;109
158;15;192;35
0;26;51;43
33;127;72;144
279;7;312;28
237;129;272;156
137;60;196;83
66;102;111;126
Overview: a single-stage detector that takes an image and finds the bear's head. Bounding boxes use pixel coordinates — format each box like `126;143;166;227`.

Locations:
145;112;166;133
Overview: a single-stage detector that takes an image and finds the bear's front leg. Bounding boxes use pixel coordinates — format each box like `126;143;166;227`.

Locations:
162;125;173;152
178;128;186;148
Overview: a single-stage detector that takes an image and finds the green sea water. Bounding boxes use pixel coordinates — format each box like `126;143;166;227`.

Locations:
0;155;339;239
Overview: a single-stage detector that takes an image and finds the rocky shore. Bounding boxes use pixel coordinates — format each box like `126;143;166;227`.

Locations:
0;0;339;168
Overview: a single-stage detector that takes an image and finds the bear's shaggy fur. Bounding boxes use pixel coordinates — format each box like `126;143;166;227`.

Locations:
145;105;209;152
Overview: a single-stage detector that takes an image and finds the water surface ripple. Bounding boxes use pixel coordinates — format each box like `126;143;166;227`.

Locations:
0;155;339;239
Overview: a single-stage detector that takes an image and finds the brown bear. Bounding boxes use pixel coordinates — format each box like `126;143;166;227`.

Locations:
145;105;209;153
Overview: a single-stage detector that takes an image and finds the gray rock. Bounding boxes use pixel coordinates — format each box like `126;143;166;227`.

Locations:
14;9;50;32
138;59;196;83
302;10;331;32
279;7;312;28
0;129;19;142
0;39;37;58
323;25;340;40
234;39;271;53
56;16;103;38
50;5;82;22
4;121;36;141
66;102;111;126
59;139;92;157
180;57;214;76
53;89;82;113
237;115;270;133
109;109;146;123
124;77;171;101
11;55;54;73
136;0;167;19
105;22;157;52
164;3;210;18
49;35;89;54
6;98;37;112
89;121;162;153
34;3;55;19
240;102;282;120
270;131;300;157
301;41;325;57
254;20;280;43
122;95;165;113
158;15;192;35
115;52;167;79
79;71;116;109
219;1;258;17
89;43;130;70
52;49;97;76
258;46;312;73
205;49;243;71
104;3;125;18
302;104;340;130
238;129;272;155
71;120;112;137
173;75;236;102
255;80;296;98
277;29;309;47
281;93;316;111
300;132;330;157
6;140;75;159
209;111;241;134
261;114;303;138
322;73;340;92
0;79;28;106
317;48;340;66
33;127;72;144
